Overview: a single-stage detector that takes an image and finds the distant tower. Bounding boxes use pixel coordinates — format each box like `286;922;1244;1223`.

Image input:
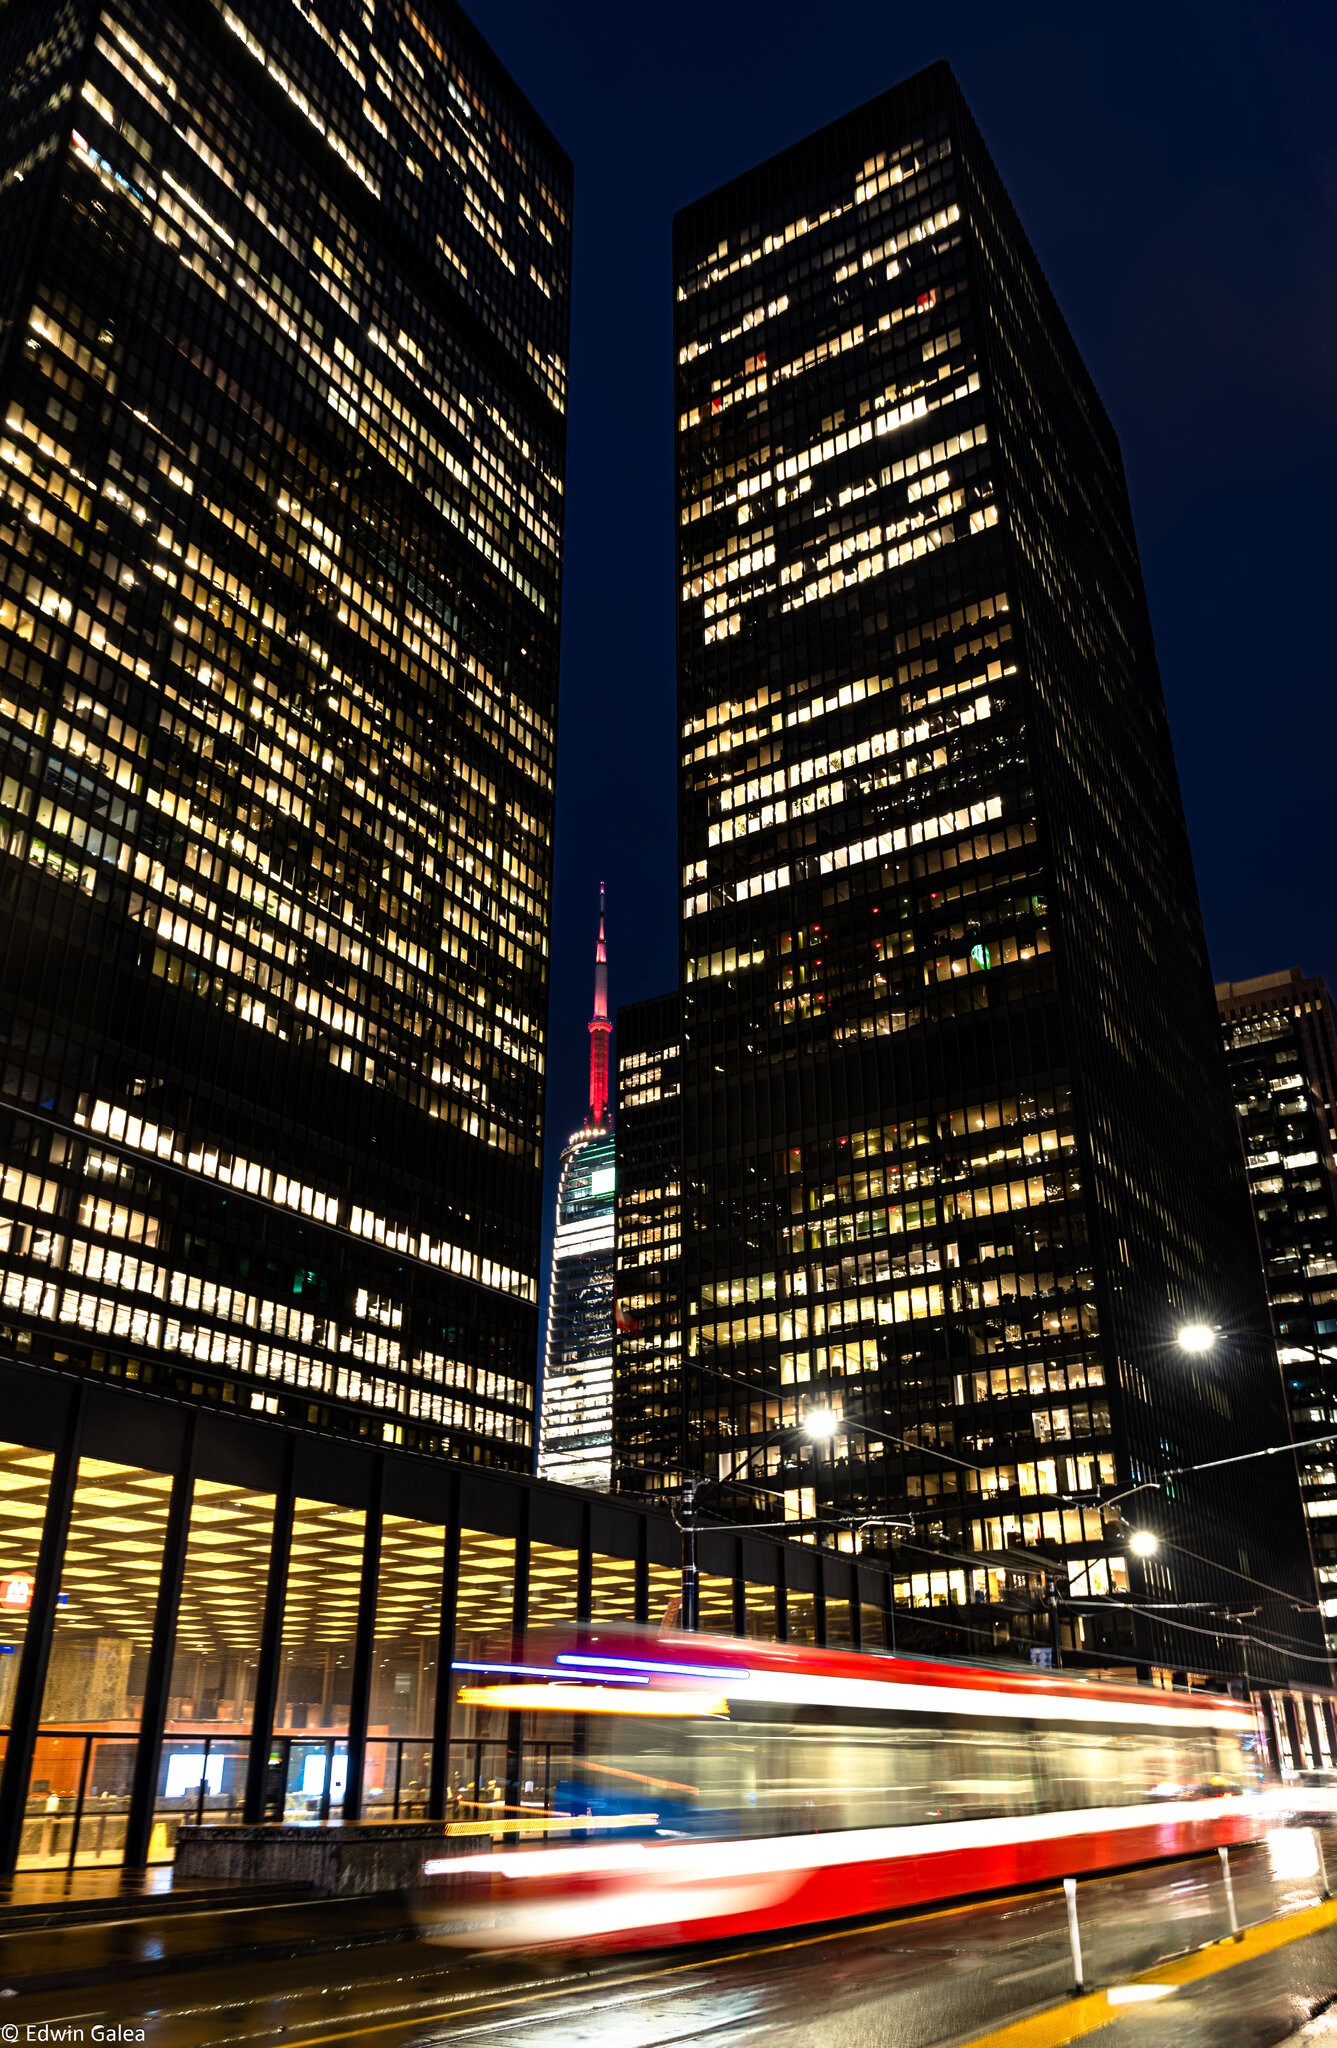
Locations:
588;884;612;1127
538;890;617;1489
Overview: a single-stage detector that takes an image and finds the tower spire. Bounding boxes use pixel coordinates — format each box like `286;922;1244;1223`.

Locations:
587;883;611;1128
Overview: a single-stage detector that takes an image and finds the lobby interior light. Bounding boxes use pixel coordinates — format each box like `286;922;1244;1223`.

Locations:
1176;1323;1217;1354
1127;1529;1159;1558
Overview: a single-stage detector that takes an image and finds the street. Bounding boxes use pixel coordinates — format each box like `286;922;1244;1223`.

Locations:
5;1836;1337;2046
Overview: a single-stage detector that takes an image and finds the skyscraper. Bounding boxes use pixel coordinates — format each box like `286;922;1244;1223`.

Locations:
672;62;1317;1670
612;991;682;1497
0;0;571;1464
537;891;616;1489
1218;969;1337;1650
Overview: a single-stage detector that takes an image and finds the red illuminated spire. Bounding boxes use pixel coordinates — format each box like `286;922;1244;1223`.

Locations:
587;883;611;1128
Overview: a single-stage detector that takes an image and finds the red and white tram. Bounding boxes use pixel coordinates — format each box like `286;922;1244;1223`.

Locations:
420;1631;1269;1954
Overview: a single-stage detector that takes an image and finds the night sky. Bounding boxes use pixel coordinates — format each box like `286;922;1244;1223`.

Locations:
461;0;1337;1307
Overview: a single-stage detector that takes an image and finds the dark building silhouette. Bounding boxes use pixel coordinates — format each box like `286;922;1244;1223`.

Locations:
1218;969;1337;1653
0;0;571;1464
672;62;1318;1675
612;991;682;1497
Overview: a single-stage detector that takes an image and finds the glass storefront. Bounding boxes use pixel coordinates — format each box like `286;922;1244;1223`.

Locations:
745;1577;776;1640
151;1479;277;1859
525;1541;578;1634
450;1531;516;1828
787;1591;818;1646
698;1572;734;1633
363;1515;443;1820
0;1444;55;1729
24;1457;173;1869
0;1404;884;1875
272;1500;365;1822
647;1560;680;1630
589;1551;637;1624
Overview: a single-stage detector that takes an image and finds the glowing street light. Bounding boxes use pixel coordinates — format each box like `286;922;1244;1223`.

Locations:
1127;1529;1160;1558
678;1406;847;1630
1176;1323;1217;1354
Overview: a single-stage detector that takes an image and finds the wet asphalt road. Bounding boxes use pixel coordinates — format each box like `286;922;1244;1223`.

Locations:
6;1836;1337;2048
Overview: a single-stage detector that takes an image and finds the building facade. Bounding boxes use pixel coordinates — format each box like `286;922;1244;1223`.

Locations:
1218;969;1337;1650
0;0;571;1463
537;892;616;1489
672;62;1318;1674
612;991;683;1497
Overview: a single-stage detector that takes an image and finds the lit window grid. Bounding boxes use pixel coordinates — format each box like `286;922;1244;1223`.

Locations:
1218;977;1337;1647
670;107;1114;1553
0;0;571;1461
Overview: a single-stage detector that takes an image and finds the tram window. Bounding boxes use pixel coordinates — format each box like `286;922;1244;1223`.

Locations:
544;1705;1258;1844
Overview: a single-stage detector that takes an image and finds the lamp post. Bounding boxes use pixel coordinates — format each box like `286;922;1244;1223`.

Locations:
678;1406;843;1633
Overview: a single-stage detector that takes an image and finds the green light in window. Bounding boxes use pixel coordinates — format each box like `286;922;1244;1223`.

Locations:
970;943;992;971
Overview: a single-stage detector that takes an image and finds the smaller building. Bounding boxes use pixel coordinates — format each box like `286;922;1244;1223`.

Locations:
538;893;616;1490
612;993;683;1498
1218;968;1337;1650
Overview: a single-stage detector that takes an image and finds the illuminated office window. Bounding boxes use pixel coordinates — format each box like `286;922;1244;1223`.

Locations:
0;0;572;1471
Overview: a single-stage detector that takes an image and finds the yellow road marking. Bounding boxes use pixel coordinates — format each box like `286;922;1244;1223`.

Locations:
951;1895;1337;2048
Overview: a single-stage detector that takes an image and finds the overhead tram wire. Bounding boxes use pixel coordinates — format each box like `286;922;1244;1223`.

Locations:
680;1357;1333;1662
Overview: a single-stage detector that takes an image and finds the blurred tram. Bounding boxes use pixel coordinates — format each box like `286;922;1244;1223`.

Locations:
420;1631;1270;1953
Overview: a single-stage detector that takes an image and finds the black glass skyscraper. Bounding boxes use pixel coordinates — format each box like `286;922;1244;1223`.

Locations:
673;63;1316;1671
0;0;570;1465
612;991;682;1498
1219;969;1337;1652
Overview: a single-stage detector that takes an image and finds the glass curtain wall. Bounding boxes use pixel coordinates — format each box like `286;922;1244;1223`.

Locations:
647;1561;680;1630
450;1531;516;1829
0;1444;54;1788
522;1541;579;1817
364;1516;443;1819
273;1500;366;1822
589;1552;637;1624
152;1480;276;1858
24;1458;173;1869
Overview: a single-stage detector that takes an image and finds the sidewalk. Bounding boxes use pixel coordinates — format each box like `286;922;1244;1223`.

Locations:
0;1888;416;1998
952;1899;1337;2047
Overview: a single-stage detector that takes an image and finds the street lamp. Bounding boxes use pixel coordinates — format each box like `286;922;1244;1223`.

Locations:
1176;1323;1218;1354
1127;1528;1160;1558
677;1406;844;1632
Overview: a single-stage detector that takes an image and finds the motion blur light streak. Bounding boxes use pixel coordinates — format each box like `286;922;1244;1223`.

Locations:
452;1801;1267;1887
727;1668;1252;1733
422;1636;1271;1954
422;1801;1266;1949
453;1658;648;1684
456;1683;730;1717
1106;1984;1178;2003
554;1653;751;1681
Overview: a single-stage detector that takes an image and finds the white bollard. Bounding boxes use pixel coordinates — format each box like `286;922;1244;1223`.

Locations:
1219;1844;1241;1939
1315;1828;1331;1901
1063;1875;1085;1993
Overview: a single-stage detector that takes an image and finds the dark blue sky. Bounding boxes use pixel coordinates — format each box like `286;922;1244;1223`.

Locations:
463;0;1337;1293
